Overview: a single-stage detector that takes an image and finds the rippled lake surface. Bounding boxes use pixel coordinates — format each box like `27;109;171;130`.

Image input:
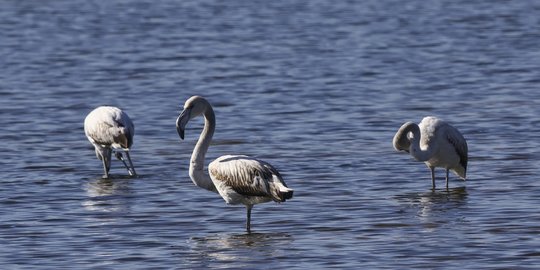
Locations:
2;0;540;269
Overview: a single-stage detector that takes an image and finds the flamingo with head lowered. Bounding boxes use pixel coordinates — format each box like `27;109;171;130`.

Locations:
84;106;136;178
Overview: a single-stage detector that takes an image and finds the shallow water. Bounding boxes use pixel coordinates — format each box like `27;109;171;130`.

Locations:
1;0;540;269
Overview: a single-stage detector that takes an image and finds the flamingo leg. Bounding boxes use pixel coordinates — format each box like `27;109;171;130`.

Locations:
98;147;112;179
430;167;435;190
445;169;449;189
101;158;109;179
246;205;253;233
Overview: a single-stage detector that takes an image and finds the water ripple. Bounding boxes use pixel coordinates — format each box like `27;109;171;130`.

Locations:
2;0;540;269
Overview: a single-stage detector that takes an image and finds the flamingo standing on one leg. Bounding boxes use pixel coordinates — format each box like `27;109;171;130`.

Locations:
176;96;293;233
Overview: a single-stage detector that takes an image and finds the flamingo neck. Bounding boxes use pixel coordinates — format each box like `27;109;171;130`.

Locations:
408;124;435;162
189;106;218;193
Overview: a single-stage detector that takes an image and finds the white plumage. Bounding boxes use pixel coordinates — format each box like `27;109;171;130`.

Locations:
393;116;468;189
176;96;293;233
84;106;136;178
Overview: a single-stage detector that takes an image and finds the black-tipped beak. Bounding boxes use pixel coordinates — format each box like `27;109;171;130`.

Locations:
176;107;191;140
177;126;185;140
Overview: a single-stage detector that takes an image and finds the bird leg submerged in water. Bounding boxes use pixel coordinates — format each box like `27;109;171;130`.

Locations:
246;205;253;233
97;147;112;179
115;150;137;176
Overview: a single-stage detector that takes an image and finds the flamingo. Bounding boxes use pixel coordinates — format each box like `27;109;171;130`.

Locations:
176;96;293;233
84;106;136;178
393;116;468;189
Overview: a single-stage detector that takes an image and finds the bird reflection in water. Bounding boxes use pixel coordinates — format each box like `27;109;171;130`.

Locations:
395;187;468;231
185;232;293;264
82;176;133;213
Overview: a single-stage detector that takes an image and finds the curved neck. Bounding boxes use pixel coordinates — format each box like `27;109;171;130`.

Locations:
408;124;435;162
189;106;218;193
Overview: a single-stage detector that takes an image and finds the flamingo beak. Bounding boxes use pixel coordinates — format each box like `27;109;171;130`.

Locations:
176;107;191;140
115;151;137;176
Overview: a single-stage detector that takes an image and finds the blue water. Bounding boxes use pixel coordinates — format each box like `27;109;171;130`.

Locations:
1;0;540;269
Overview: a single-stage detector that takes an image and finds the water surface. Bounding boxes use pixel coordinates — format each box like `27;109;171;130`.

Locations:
1;0;540;269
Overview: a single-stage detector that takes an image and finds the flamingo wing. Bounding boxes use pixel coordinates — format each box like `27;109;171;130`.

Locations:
209;155;284;200
446;125;468;170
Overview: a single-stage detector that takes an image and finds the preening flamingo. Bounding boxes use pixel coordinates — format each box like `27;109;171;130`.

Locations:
393;116;468;189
